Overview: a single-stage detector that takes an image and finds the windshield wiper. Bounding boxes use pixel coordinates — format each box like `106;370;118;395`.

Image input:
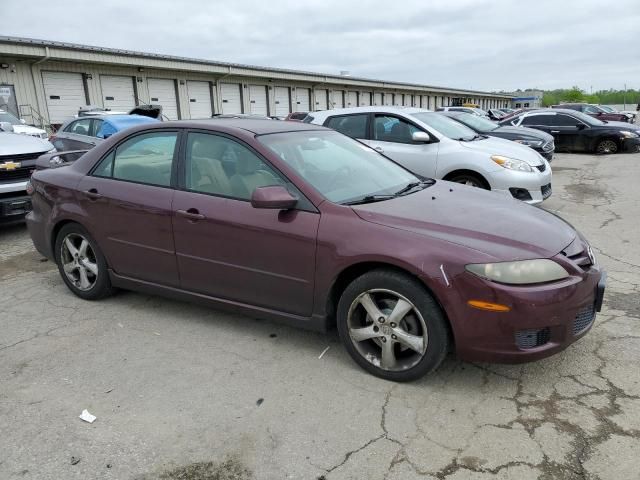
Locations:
393;179;435;196
342;195;395;206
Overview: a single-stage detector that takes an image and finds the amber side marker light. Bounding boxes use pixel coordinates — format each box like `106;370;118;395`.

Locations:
467;300;511;312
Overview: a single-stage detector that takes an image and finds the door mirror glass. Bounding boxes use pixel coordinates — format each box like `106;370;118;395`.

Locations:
411;131;431;142
251;186;297;210
0;121;14;132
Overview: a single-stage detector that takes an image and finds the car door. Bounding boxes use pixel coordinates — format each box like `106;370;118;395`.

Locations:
76;130;180;286
54;118;98;151
549;114;588;152
171;131;320;316
364;114;439;178
519;113;567;148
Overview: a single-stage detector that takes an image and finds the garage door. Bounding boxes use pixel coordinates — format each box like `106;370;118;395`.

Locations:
186;81;212;119
42;71;86;124
274;87;290;116
346;91;358;107
373;92;382;106
422;95;430;109
295;88;310;112
147;78;179;120
331;90;344;108
101;75;136;113
314;89;328;111
359;92;371;106
249;85;268;115
383;93;393;106
393;94;403;106
220;83;243;114
404;94;412;106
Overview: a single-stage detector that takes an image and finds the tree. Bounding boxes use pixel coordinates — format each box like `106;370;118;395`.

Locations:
563;86;584;103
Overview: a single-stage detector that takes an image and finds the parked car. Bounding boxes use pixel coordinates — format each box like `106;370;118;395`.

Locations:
76;105;164;120
440;111;555;160
26;119;605;381
596;105;636;123
212;113;274;120
0;130;54;224
501;108;640;154
487;108;508;121
309;107;552;204
285;112;309;122
551;103;632;123
0;109;48;139
436;106;488;117
50;114;160;151
497;108;516;115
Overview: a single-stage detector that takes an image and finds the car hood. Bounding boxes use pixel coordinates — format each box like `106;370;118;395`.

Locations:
0;132;53;155
457;135;544;165
351;181;576;261
12;124;47;136
492;125;554;141
600;121;640;131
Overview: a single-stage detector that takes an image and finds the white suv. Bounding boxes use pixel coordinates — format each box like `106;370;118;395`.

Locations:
0;109;48;139
308;107;552;204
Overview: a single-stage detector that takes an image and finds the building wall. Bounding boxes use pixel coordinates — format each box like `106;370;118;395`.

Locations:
0;46;512;127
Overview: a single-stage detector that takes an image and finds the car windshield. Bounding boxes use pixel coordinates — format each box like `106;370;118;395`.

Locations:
452;112;498;132
598;105;615;113
411;112;477;141
473;108;489;116
0;111;21;125
257;130;420;204
571;110;605;125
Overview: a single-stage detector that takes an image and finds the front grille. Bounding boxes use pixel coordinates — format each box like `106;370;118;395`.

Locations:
536;164;547;172
543;140;554;152
0;152;43;184
541;183;552;199
0;152;45;162
573;304;596;335
515;327;551;349
0;167;32;182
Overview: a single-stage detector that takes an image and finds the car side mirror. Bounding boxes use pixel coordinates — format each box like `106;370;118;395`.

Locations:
412;131;431;143
20;118;26;124
0;121;14;132
251;185;298;210
576;124;586;130
103;132;112;139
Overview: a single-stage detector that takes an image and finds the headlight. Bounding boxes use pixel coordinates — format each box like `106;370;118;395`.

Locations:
491;155;533;172
619;130;639;138
465;259;569;284
514;139;543;147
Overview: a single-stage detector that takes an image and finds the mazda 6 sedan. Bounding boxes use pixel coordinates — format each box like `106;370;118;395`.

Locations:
26;120;605;381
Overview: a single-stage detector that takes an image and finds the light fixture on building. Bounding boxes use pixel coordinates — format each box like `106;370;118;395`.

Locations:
138;67;145;72
84;73;93;80
136;77;143;82
0;63;8;69
179;80;185;85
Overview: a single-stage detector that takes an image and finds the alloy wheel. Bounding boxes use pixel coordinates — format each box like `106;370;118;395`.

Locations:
346;289;428;371
60;233;99;291
596;140;618;154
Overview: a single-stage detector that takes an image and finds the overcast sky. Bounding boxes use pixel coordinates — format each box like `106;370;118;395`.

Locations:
4;0;639;92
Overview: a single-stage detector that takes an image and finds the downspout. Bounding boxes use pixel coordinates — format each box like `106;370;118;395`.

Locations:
30;46;50;128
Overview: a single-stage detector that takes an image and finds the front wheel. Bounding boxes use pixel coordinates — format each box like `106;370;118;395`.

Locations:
54;223;115;300
447;173;488;189
595;139;618;154
336;269;450;382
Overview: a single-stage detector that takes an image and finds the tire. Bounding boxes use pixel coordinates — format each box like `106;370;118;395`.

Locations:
54;223;115;300
336;269;450;382
447;173;488;189
595;138;619;154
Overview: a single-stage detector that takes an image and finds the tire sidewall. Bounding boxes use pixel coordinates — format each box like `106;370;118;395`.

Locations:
449;174;487;189
336;269;449;382
54;223;113;300
596;138;618;154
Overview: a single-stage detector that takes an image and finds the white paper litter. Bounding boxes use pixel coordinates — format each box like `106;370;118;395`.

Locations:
318;346;330;359
79;409;96;423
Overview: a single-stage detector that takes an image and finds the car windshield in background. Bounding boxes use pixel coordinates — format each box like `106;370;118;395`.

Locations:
257;130;419;204
453;112;498;133
598;105;615;113
571;111;605;125
0;112;21;125
411;112;477;141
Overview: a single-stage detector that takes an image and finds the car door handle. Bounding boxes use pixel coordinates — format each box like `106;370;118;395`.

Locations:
176;208;205;221
374;146;384;153
83;188;102;200
551;130;560;133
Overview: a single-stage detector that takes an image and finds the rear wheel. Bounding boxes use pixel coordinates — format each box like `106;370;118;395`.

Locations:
336;269;450;382
595;138;618;154
54;223;114;300
447;173;488;189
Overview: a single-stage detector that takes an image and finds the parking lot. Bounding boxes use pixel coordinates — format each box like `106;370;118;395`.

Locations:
0;151;638;480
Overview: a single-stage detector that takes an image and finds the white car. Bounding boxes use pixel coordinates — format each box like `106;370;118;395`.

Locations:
0;109;48;139
308;107;552;204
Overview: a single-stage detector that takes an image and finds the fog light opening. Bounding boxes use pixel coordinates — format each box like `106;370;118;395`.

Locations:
467;300;511;312
509;187;532;201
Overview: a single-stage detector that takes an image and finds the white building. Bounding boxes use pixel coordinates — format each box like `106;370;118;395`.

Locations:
0;36;513;128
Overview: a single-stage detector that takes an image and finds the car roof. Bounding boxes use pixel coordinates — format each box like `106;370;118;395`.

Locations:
159;118;329;135
100;114;160;129
310;106;430;119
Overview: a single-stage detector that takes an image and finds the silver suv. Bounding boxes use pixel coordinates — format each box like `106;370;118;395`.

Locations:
308;107;552;204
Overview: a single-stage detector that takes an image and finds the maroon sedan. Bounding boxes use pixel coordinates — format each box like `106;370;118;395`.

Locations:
26;120;605;381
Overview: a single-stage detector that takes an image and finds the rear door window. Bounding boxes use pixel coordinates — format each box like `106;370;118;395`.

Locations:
373;115;421;143
520;114;556;126
93;131;178;187
325;114;369;139
64;119;92;136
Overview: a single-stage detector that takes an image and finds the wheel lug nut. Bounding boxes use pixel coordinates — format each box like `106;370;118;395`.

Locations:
391;334;397;340
378;317;385;323
390;322;396;328
381;337;387;343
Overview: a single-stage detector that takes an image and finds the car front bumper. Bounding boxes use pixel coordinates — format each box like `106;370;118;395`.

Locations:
488;162;553;205
621;137;640;153
442;260;605;364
